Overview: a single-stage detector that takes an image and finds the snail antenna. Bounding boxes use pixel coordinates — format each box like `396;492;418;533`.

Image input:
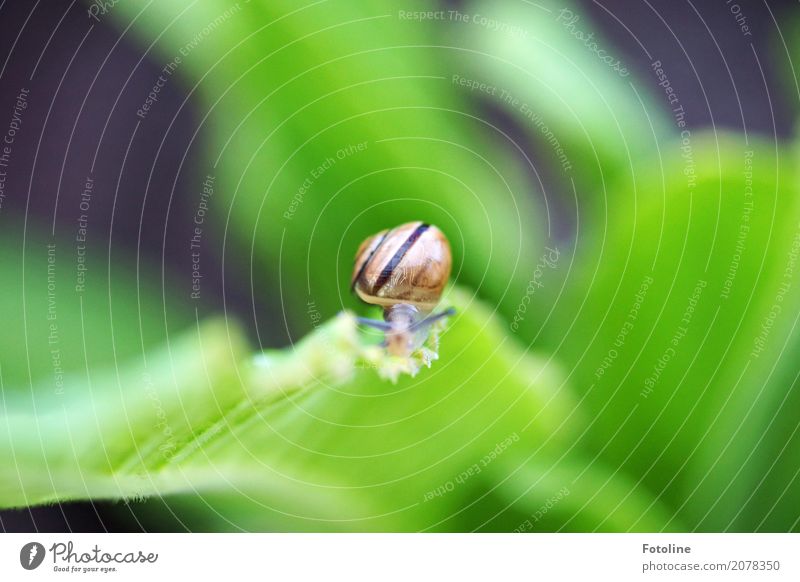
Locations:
355;317;393;331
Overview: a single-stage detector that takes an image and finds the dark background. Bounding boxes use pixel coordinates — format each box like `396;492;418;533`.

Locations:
0;0;796;532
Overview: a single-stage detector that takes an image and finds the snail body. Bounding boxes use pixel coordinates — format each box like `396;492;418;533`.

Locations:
351;221;453;357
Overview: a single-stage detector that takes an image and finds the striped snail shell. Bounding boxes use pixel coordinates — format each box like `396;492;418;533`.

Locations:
351;221;452;311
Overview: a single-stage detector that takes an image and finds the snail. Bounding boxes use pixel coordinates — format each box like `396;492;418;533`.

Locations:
351;221;454;357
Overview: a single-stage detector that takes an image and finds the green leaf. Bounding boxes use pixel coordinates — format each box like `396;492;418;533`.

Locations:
440;0;675;338
772;13;800;133
532;133;800;530
475;457;677;532
449;0;673;202
0;287;676;531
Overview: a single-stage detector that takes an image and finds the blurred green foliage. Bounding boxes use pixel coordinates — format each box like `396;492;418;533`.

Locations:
0;223;190;397
1;0;799;532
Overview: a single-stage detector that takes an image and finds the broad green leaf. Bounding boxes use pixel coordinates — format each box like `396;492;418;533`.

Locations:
0;288;676;531
531;133;800;530
735;20;800;531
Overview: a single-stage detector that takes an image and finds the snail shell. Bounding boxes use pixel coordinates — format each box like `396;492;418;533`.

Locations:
351;221;452;311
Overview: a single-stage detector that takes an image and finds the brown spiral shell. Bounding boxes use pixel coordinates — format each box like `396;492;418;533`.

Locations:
351;221;452;310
